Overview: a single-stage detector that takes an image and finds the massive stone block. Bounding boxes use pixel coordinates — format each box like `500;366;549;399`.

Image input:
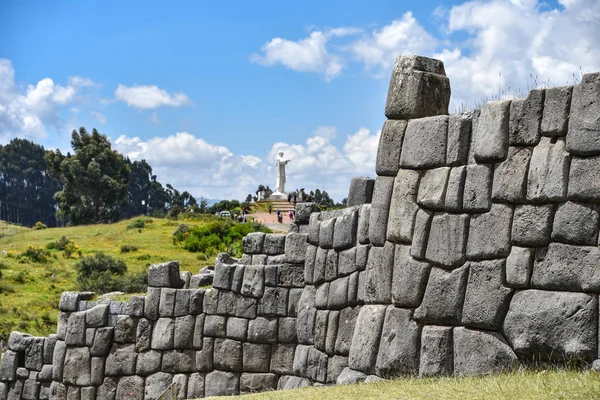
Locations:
333;209;358;251
511;204;553;247
463;164;493;212
369;176;395;246
347;177;375;207
145;372;173;400
466;204;513;260
387;169;420;244
324;250;338;282
295;202;318;224
364;242;395;304
531;243;600;292
492;147;532;203
243;343;271;373
296;286;317;345
357;204;371;245
263;234;286;255
566;73;600;156
542;85;572;136
419;326;453;377
399;116;448;169
240;373;278;394
63;347;91;386
105;344;137;376
461;260;513;330
453;328;518;376
375;306;420;376
241;265;265;298
285;233;309;264
410;209;433;260
503;290;598;361
319;218;335;249
348;305;387;374
445;166;466;212
385;55;450;120
414;264;469;325
205;370;240;397
308;213;321;246
425;213;469;269
527;137;570;202
568;155;600;202
417;167;451;210
115;375;144;400
151;318;174;350
551;201;599;245
376;119;407;176
509;88;543;146
392;245;431;308
335;307;359;356
447;115;471;166
506;246;534;289
243;232;265;254
214;338;243;372
474;100;510;162
148;261;182;288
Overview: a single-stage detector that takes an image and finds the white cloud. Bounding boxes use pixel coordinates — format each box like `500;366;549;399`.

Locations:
91;111;107;124
250;30;352;81
149;112;160;124
0;58;96;143
114;84;191;109
114;127;379;202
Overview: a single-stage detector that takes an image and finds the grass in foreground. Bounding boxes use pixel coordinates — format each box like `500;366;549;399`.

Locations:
207;369;600;400
0;216;227;340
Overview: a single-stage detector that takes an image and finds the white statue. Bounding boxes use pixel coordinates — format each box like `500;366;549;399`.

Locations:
275;151;290;194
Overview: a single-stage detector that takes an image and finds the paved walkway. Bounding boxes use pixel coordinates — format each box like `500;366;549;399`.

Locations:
248;211;295;233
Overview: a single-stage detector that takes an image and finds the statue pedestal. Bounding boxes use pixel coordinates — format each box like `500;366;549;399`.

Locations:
270;191;287;200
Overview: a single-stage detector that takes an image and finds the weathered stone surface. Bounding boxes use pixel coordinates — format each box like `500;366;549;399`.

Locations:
462;260;513;329
114;315;137;344
239;373;277;394
312;247;327;285
288;288;303;317
162;350;196;373
454;327;518;376
308;213;321;246
148;261;182;288
335;307;359;356
333;210;358;250
347;177;375;207
447;115;471;166
145;372;173;400
242;342;270;372
135;350;161;376
503;290;597;361
338;247;356;277
59;291;86;312
385;55;450;120
271;344;296;374
511;204;553;247
567;73;600;156
52;341;67;381
328;276;349;310
418;167;451;210
213;338;243;371
425;213;469;268
217;290;235;315
493;147;532;203
327;355;348;383
466;204;513;260
105;344;137;376
400;116;448;169
43;334;57;365
365;242;395;304
463;164;493;212
542;85;572;136
324;250;338;282
319;218;335;250
369;176;395;246
144;287;161;321
24;337;44;371
347;272;358;306
314;310;329;352
278;264;304;287
419;326;453;377
294;202;317;224
248;317;278;344
325;311;339;356
348;305;387;374
158;288;176;317
204;315;226;337
375;306;420;376
552;201;599;245
506;246;534;289
387;169;420;244
22;377;40;400
296;286;317;345
509;89;543;145
285;233;308;263
0;350;17;381
393;245;431;307
63;347;91;386
410;209;433;260
527;137;569;202
445;166;466;212
173;288;191;317
304;245;317;286
531;243;600;292
357;204;371;245
115;375;143;400
280;375;312;390
376;120;407;176
173;315;195;349
86;304;109;328
336;367;367;385
302;347;326;383
240;265;264;299
212;265;235;291
568;155;600;201
243;232;265;254
474;100;510;161
259;286;288;316
195;338;214;372
292;345;310;377
151;318;174;350
65;311;86;346
278;317;297;344
414;265;469;325
124;295;145;317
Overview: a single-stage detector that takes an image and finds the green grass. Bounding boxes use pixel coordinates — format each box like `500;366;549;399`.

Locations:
207;369;600;400
0;216;228;341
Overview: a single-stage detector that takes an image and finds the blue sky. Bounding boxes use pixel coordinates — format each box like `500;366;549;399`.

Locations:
1;0;598;201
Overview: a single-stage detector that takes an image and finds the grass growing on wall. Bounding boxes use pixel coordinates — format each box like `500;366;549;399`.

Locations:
0;215;268;341
206;369;600;400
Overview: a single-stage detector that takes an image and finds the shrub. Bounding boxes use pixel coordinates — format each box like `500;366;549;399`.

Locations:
137;254;151;261
75;253;128;293
119;270;148;293
173;223;190;238
33;221;47;230
127;219;146;230
20;245;50;263
120;244;139;253
46;236;71;251
63;242;81;258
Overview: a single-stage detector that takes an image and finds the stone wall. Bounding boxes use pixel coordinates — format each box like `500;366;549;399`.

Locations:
2;54;600;398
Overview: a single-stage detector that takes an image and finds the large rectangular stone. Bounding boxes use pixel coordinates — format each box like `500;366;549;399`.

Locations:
506;246;534;289
414;265;469;325
333;210;358;251
364;242;395;304
417;167;450;210
492;147;531;203
509;89;543;146
463;164;493;212
466;204;513;260
445;166;466;212
410;209;433;260
369;176;395;246
419;326;453;377
474;100;510;161
527;137;569;202
375;306;420;376
568;155;600;201
425;213;469;269
566;73;600;156
347;177;375;207
386;169;420;244
348;305;387;374
511;204;553;247
447;115;471;166
376;119;407;176
542;85;572;136
392;245;431;308
399;116;448;169
551;201;599;245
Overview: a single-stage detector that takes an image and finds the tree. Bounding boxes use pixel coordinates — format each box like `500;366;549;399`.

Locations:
46;128;130;225
122;159;153;218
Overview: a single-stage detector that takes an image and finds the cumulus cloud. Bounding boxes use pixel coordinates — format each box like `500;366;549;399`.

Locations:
0;59;96;143
91;111;107;124
114;84;191;109
114;127;379;201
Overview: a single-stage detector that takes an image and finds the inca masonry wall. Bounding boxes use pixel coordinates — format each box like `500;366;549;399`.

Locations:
2;54;600;399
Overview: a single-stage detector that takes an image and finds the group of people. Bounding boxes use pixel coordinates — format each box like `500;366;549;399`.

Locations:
273;208;294;223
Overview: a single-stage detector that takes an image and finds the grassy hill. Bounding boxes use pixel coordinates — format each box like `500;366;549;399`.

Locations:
0;215;247;341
